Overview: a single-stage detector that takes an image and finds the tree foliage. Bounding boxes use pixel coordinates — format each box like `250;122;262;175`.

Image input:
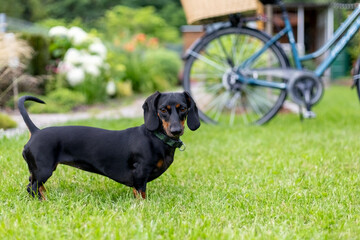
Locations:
0;0;47;21
0;0;186;30
98;6;179;42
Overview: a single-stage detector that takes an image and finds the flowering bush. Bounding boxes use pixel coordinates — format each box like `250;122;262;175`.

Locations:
45;14;181;103
96;6;182;94
48;26;110;103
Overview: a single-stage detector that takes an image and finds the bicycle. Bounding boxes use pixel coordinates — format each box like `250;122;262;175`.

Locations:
182;0;360;125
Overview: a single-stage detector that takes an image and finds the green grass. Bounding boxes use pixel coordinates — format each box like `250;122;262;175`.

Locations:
1;86;360;239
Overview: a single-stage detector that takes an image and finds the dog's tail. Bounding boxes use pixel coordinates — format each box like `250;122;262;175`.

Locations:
18;96;45;134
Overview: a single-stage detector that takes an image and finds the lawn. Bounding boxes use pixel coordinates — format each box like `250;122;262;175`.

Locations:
1;85;360;239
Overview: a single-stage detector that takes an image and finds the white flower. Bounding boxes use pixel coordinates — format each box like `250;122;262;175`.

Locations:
84;65;100;77
67;26;88;45
49;26;68;37
106;81;116;96
64;48;82;65
89;42;107;59
82;54;103;67
80;53;103;76
66;67;85;86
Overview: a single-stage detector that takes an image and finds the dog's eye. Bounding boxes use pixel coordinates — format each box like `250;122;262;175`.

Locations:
159;108;167;113
180;107;187;113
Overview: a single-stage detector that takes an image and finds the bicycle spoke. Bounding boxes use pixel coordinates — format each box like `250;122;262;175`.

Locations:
231;33;243;65
206;91;231;122
206;83;224;93
214;35;234;67
229;92;241;125
247;90;275;116
246;91;265;118
189;50;228;72
235;35;250;67
190;73;223;80
203;48;229;70
239;93;250;124
244;87;274;114
204;90;228;112
243;87;276;109
252;52;279;69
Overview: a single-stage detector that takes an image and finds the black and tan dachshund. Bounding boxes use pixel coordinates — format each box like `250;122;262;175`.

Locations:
18;91;200;200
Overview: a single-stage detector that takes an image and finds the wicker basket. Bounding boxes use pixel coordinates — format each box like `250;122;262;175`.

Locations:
181;0;261;25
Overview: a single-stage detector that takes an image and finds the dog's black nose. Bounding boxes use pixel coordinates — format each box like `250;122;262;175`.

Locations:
170;126;182;136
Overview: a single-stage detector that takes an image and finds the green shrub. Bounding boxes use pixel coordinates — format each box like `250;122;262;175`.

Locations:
0;113;17;130
123;53;149;93
48;35;72;60
73;76;107;104
28;101;68;113
45;74;70;94
124;47;181;93
28;88;86;113
38;18;84;29
143;48;181;89
47;88;86;107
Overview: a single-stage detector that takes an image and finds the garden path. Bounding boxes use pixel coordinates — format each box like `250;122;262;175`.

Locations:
1;97;145;138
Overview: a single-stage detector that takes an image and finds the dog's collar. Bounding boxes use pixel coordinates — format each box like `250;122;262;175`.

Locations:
153;131;185;150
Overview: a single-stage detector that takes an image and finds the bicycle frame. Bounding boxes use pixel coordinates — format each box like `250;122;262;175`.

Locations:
241;3;360;89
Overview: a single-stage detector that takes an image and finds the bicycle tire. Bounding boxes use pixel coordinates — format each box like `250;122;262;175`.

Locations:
354;57;360;101
183;27;290;125
357;79;360;102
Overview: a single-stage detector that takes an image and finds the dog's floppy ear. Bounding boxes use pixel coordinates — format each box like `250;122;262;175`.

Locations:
142;91;161;131
184;91;200;131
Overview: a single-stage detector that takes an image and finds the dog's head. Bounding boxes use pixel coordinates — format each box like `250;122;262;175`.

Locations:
142;91;200;138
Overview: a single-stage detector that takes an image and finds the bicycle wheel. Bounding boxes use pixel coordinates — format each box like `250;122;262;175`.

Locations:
183;27;290;125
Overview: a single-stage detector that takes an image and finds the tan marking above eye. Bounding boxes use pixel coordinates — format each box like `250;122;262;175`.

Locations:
176;104;180;108
166;105;171;110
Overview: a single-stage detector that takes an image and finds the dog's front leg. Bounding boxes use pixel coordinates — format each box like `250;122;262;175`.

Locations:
132;164;149;199
133;178;147;199
132;188;146;199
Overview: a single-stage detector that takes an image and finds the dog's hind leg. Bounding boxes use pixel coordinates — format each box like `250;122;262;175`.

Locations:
28;182;46;200
28;170;52;200
23;149;55;200
27;174;33;196
22;150;38;198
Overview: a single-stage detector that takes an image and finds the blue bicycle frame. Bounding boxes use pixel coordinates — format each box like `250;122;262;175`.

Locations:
241;3;360;89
